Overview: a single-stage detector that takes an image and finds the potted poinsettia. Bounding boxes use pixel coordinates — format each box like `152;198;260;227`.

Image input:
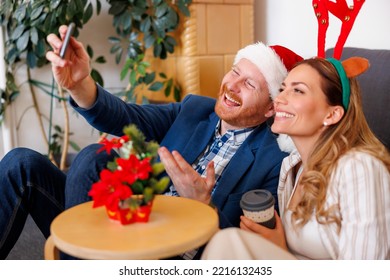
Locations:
88;124;170;225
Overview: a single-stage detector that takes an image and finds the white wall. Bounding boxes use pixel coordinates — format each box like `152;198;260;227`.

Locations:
255;0;390;58
1;0;390;159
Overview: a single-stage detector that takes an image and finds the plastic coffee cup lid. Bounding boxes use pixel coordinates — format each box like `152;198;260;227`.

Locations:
240;189;275;211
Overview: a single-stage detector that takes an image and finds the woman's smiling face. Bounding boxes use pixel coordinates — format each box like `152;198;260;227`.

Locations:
271;64;332;141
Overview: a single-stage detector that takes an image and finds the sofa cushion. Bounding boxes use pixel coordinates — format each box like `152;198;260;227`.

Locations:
326;47;390;149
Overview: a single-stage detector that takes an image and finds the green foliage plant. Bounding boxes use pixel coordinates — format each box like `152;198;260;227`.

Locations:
0;0;103;169
0;0;193;168
107;0;192;103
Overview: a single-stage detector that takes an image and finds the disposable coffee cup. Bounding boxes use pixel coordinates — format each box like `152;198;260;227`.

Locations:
240;189;276;229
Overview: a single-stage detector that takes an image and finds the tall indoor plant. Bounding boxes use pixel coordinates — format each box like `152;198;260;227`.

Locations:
0;0;192;169
0;0;104;170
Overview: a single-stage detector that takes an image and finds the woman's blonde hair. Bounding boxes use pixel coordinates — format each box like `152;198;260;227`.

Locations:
292;58;390;230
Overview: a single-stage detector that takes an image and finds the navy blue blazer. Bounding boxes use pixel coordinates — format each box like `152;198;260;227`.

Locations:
71;85;288;228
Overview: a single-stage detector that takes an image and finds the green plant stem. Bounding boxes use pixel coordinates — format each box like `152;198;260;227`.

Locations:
57;84;70;171
27;67;56;165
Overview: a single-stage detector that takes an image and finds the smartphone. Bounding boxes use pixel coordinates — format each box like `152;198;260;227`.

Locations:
59;23;76;58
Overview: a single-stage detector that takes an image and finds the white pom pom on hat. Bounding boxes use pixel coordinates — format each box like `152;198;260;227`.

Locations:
233;42;303;100
276;133;296;153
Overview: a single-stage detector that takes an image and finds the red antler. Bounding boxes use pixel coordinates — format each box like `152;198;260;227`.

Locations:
313;0;330;58
313;0;365;59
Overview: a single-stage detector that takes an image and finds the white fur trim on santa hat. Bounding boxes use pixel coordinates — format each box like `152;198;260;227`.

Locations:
233;42;287;100
276;134;296;153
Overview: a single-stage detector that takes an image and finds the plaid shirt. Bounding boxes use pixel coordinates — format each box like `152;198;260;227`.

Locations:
165;121;254;259
165;121;255;196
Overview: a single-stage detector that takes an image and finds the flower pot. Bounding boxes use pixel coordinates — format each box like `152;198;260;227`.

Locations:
105;196;154;225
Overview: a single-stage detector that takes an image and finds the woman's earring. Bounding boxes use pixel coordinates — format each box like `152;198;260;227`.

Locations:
323;122;328;126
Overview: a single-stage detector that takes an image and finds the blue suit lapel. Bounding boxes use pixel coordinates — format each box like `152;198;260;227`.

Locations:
211;124;268;207
180;114;219;164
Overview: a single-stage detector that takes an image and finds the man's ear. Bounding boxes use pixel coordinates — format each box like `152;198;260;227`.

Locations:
323;105;344;125
264;103;275;118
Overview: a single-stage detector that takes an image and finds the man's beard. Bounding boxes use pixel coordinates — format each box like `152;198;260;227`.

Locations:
214;86;263;128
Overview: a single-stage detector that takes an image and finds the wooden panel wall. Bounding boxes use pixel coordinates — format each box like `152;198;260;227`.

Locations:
143;0;254;102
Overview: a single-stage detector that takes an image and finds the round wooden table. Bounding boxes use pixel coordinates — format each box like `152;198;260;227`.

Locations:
44;195;219;260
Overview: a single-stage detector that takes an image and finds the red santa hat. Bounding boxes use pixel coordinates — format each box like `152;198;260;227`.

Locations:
233;42;303;100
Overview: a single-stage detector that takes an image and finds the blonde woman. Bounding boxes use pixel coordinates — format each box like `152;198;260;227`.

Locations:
202;57;390;260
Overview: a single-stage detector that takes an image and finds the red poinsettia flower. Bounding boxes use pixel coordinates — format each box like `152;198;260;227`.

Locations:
88;169;133;211
89;125;170;225
115;155;152;185
97;135;130;154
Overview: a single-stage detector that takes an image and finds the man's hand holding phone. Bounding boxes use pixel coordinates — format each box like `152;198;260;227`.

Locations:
46;23;98;108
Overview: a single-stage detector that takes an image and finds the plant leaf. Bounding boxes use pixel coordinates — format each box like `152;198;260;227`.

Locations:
152;162;165;176
31;5;44;20
154;177;170;194
91;69;104;86
131;181;144;194
69;141;81;152
30;27;39;45
86;45;94;58
149;81;163;91
83;3;93;23
143;187;154;203
11;25;26;41
174;85;181;101
164;79;172;97
94;56;106;64
26;51;37;68
16;30;30;52
129;70;137;86
144;72;156;84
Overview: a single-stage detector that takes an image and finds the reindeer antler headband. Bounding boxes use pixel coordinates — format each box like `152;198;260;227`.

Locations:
312;0;369;111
